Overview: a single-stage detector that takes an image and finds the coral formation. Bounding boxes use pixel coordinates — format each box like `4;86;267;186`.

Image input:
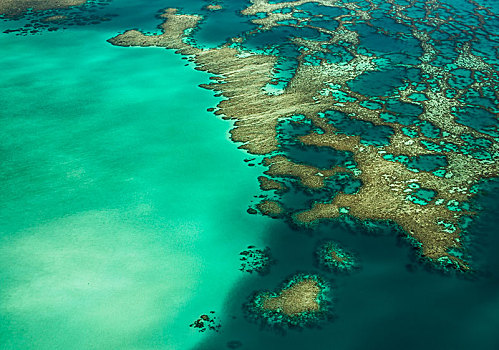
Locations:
317;241;358;272
250;274;330;327
108;1;499;270
239;246;274;274
0;0;86;17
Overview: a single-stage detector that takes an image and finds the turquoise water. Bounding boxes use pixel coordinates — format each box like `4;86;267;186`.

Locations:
2;0;499;349
0;7;273;349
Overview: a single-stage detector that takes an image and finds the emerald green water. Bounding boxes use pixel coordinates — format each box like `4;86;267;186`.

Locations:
0;23;272;350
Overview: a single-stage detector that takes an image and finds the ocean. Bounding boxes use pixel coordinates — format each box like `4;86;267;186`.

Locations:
1;0;498;349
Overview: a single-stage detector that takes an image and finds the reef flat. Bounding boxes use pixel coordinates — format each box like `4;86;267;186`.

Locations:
0;0;86;17
109;0;499;271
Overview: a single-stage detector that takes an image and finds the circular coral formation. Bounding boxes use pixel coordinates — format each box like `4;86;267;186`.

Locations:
317;241;358;272
249;274;330;328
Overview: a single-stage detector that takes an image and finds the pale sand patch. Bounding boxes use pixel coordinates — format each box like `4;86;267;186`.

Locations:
0;209;200;349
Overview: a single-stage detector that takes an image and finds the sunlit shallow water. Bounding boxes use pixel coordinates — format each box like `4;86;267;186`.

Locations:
0;8;272;349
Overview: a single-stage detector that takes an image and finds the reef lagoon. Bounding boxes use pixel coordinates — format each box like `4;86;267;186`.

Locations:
1;0;499;349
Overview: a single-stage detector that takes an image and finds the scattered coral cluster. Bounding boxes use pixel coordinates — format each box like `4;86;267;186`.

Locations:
1;0;114;35
0;0;86;17
239;245;274;275
189;311;221;333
